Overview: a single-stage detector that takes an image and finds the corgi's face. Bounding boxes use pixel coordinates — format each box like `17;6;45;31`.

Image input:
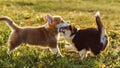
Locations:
59;25;77;37
45;14;68;31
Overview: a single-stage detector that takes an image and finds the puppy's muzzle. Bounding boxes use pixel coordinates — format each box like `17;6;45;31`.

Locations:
59;28;65;34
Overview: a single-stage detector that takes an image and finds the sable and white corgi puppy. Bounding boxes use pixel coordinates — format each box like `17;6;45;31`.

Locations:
59;12;108;59
0;14;68;57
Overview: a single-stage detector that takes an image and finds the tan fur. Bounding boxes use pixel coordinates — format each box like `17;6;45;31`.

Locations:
0;15;68;57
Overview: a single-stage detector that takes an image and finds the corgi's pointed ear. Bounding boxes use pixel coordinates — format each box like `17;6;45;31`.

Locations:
45;14;53;24
71;25;76;32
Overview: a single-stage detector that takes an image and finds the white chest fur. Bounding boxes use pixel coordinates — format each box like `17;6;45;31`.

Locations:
63;34;78;51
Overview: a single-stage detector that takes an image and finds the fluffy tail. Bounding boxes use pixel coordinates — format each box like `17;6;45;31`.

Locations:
0;16;18;30
95;11;103;32
95;11;108;51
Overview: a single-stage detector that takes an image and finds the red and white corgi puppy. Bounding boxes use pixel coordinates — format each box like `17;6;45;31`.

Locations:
0;14;69;57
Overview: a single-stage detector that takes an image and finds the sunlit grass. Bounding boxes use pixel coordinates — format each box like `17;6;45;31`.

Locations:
0;0;120;68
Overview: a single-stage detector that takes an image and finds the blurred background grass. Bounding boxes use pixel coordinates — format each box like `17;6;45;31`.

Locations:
0;0;120;68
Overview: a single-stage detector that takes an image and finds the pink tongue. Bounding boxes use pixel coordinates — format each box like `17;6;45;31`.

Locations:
60;28;63;32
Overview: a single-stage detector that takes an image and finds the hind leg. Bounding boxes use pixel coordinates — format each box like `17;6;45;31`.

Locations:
91;48;100;56
7;33;21;54
79;49;87;60
7;40;21;54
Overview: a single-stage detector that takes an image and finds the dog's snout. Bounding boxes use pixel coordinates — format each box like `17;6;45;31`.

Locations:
59;27;63;32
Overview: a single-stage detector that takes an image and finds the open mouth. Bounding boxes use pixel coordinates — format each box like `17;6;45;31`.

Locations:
59;28;65;34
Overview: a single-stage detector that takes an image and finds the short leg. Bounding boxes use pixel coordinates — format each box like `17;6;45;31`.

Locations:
49;41;64;57
7;32;22;54
57;45;64;57
49;45;64;57
7;40;21;54
79;49;87;60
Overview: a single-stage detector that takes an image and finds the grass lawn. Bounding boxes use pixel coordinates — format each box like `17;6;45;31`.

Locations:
0;0;120;68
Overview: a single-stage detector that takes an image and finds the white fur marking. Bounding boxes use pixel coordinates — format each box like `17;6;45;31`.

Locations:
62;29;79;44
55;34;58;40
57;45;64;57
50;48;58;54
100;28;107;46
50;47;63;57
63;31;78;51
62;29;79;52
7;50;12;55
95;11;100;17
79;49;87;60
